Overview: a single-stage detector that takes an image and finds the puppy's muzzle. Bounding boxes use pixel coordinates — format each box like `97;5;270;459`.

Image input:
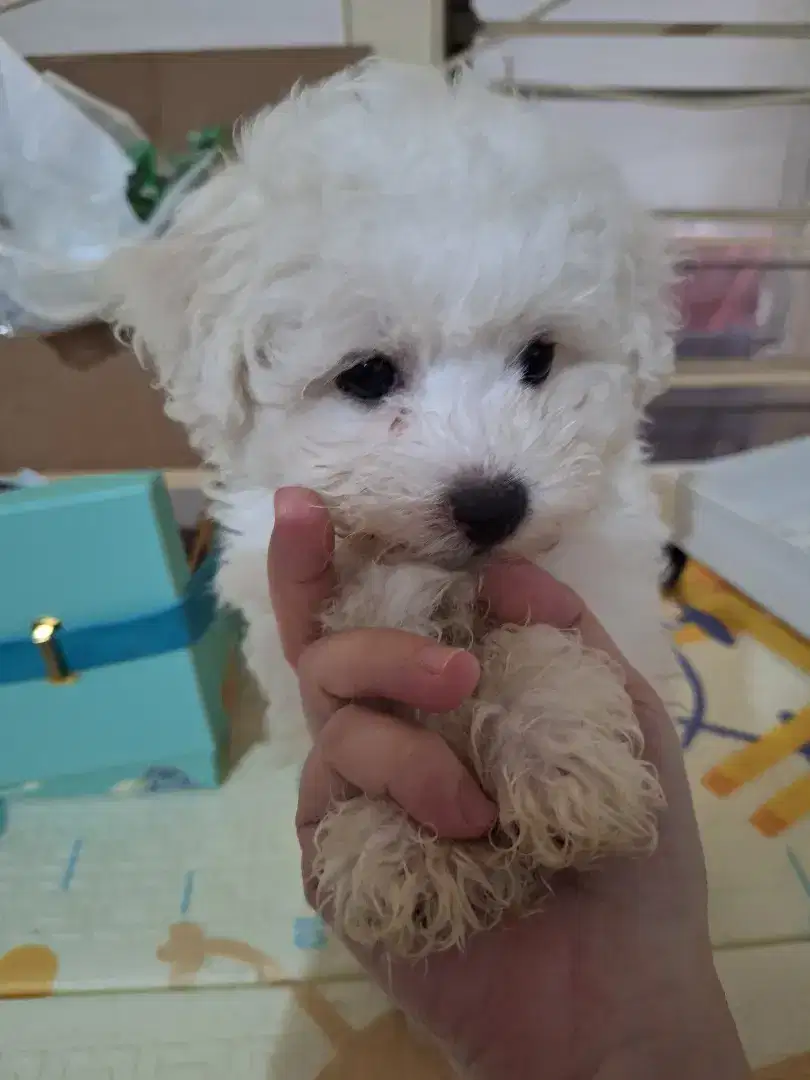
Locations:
447;473;529;551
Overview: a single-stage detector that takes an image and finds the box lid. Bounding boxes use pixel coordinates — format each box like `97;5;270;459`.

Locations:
0;471;188;639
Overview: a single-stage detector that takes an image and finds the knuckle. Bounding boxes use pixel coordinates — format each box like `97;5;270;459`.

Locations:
399;727;453;785
317;705;355;757
295;634;336;690
281;636;302;671
294;637;319;682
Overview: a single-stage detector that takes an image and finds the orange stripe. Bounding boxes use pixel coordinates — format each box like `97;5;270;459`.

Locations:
751;774;810;837
703;707;810;796
673;625;706;646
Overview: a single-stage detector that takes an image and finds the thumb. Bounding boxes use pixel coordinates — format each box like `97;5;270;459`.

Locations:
481;561;634;675
480;559;674;735
480;560;684;789
268;486;336;667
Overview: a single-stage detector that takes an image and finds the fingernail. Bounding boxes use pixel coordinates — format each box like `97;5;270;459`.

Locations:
418;645;467;677
457;775;498;833
274;488;300;521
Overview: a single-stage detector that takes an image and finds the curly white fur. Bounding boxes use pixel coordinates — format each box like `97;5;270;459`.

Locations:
105;60;679;960
313;558;664;956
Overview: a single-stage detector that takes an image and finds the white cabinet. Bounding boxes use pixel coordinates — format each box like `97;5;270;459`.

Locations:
0;0;446;60
471;1;810;211
0;0;348;54
471;3;810;453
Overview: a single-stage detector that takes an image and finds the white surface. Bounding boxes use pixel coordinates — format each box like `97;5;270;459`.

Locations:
0;982;392;1080
0;737;358;993
673;438;810;638
0;0;347;55
472;0;810;211
1;957;808;1076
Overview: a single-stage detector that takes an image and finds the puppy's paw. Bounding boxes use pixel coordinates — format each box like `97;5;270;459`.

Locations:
312;797;530;958
472;625;665;869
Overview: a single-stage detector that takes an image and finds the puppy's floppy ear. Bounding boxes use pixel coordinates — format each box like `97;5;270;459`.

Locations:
104;164;265;466
618;212;678;408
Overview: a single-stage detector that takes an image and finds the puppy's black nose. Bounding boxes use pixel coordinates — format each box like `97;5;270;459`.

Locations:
448;474;529;550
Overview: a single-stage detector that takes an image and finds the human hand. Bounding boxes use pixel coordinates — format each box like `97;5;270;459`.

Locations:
269;486;749;1080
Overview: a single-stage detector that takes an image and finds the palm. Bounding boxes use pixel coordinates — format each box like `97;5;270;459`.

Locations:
378;713;708;1080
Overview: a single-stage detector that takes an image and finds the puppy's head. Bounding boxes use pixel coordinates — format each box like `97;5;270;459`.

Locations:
109;60;675;565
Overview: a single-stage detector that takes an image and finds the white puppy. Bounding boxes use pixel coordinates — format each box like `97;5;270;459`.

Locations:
110;60;678;958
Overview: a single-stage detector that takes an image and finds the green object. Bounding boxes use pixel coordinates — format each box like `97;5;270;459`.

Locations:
126;127;227;222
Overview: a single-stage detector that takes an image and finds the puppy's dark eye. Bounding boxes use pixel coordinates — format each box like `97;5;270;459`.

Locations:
516;335;556;386
335;353;400;403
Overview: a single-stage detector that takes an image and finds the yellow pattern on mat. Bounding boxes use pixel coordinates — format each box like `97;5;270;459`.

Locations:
0;945;58;999
753;775;810;838
676;560;810;835
704;708;810;797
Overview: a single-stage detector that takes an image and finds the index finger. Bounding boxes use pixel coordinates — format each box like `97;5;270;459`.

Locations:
268;487;336;667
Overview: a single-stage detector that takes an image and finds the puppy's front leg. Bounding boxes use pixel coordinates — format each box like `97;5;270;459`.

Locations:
471;623;665;868
315;562;516;958
321;559;475;640
313;566;664;957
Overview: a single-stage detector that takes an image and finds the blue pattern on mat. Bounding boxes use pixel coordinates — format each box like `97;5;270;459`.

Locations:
294;917;328;950
675;658;810;762
675;603;810;763
61;839;83;892
786;847;810;902
180;871;195;916
143;767;199;793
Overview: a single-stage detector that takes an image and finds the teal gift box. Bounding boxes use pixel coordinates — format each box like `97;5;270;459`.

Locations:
0;472;236;799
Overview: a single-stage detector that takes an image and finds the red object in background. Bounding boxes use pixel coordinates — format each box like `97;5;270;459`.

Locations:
675;243;767;333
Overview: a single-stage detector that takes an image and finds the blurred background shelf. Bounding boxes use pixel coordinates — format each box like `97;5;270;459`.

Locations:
462;0;810;464
482;20;810;40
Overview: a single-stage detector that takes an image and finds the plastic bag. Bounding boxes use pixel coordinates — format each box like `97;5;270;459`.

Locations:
0;38;220;338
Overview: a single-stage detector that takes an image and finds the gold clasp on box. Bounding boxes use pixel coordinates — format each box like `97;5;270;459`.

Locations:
31;617;75;684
